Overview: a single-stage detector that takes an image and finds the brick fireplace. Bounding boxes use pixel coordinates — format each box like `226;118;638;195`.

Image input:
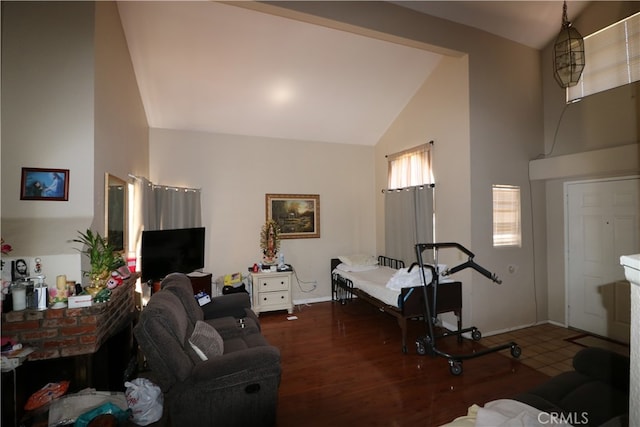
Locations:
1;276;139;426
1;276;137;361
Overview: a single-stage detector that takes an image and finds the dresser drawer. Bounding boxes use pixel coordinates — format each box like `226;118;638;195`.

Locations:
258;290;290;307
250;271;293;315
256;275;290;292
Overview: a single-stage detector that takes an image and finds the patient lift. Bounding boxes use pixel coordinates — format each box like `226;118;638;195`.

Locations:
413;242;521;375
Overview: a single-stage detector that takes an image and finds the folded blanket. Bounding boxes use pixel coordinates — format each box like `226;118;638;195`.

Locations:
385;266;432;290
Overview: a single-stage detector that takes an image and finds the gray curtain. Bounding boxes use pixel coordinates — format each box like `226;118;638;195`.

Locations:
154;185;202;230
130;176;202;254
131;176;155;264
129;176;201;304
384;185;434;265
135;177;157;232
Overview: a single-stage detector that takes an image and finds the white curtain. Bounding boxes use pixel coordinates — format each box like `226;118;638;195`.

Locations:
387;143;433;189
384;185;434;265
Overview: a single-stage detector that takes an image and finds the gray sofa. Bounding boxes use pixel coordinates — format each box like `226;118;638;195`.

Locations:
515;347;630;427
134;273;281;426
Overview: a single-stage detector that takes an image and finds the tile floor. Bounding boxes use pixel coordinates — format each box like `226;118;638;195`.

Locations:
483;323;600;377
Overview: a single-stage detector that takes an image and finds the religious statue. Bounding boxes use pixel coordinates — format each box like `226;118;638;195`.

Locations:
260;220;281;265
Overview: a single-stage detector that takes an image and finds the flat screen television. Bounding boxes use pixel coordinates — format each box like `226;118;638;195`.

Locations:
141;227;205;282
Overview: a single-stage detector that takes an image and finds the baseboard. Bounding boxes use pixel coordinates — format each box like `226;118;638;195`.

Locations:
293;295;332;306
547;319;567;328
482;320;552;337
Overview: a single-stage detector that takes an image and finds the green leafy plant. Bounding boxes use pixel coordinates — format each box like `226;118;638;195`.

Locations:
73;229;124;287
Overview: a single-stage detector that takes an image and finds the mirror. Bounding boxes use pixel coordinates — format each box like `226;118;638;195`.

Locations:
105;173;127;252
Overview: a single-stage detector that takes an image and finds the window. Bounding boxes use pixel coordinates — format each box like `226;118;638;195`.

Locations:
387;143;433;189
492;185;521;247
568;12;640;102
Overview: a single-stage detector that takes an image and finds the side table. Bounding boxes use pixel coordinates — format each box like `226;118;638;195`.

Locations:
250;270;293;315
187;272;213;295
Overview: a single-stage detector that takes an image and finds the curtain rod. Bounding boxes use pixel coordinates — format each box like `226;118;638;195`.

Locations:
128;174;201;192
385;140;434;158
381;183;435;193
153;184;201;193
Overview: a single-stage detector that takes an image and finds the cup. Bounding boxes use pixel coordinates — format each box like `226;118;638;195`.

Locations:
35;285;48;310
12;285;26;311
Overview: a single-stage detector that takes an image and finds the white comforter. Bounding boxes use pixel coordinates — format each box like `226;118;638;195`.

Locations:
333;263;454;306
385;266;436;290
440;399;574;427
333;266;401;307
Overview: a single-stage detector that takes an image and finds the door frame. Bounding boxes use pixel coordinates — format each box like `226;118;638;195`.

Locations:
563;175;640;329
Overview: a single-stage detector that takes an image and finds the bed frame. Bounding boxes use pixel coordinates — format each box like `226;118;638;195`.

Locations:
331;256;462;353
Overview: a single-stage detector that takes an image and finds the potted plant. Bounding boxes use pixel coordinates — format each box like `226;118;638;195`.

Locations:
73;229;124;291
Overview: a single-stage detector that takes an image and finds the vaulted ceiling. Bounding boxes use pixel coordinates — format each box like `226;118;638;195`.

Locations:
117;1;590;145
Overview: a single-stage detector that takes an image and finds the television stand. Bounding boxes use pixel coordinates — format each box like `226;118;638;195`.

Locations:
148;272;212;295
187;272;213;295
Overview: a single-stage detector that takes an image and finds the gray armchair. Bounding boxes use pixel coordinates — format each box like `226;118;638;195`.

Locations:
515;347;629;427
134;273;281;426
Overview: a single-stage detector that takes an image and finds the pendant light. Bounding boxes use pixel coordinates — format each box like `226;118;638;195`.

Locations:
553;1;585;88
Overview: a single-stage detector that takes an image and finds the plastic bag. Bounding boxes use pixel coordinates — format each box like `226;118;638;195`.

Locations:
75;401;130;427
124;378;163;426
24;381;70;410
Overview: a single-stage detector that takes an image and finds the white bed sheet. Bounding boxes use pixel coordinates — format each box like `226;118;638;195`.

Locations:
439;399;574;427
333;266;402;307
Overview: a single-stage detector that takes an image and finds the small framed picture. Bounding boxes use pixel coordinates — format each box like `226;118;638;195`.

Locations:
266;193;320;239
12;259;30;281
20;168;69;201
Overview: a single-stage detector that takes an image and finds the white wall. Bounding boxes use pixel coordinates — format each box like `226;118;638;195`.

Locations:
1;2;95;222
149;128;375;303
94;1;150;235
375;55;476;325
1;1;95;268
1;2;149;285
538;2;640;325
274;0;637;335
271;1;546;333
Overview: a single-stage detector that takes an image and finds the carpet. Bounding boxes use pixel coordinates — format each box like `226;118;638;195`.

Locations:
566;333;630;357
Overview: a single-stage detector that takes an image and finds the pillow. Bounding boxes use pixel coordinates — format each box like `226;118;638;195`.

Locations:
188;320;224;361
335;263;379;273
386;267;429;290
385;264;449;290
338;254;378;267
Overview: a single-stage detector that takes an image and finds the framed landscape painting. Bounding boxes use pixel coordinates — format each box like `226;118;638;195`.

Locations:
20;168;69;201
266;194;320;239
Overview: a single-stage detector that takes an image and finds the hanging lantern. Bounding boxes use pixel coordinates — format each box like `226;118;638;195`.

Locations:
553;1;585;88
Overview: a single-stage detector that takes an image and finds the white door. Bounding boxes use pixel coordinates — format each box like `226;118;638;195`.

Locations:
567;177;639;343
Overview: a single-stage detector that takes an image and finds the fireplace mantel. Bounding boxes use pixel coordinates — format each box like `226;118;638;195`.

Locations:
1;275;138;360
620;254;639;427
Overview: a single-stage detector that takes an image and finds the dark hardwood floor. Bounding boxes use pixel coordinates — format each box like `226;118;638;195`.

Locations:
259;300;550;427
